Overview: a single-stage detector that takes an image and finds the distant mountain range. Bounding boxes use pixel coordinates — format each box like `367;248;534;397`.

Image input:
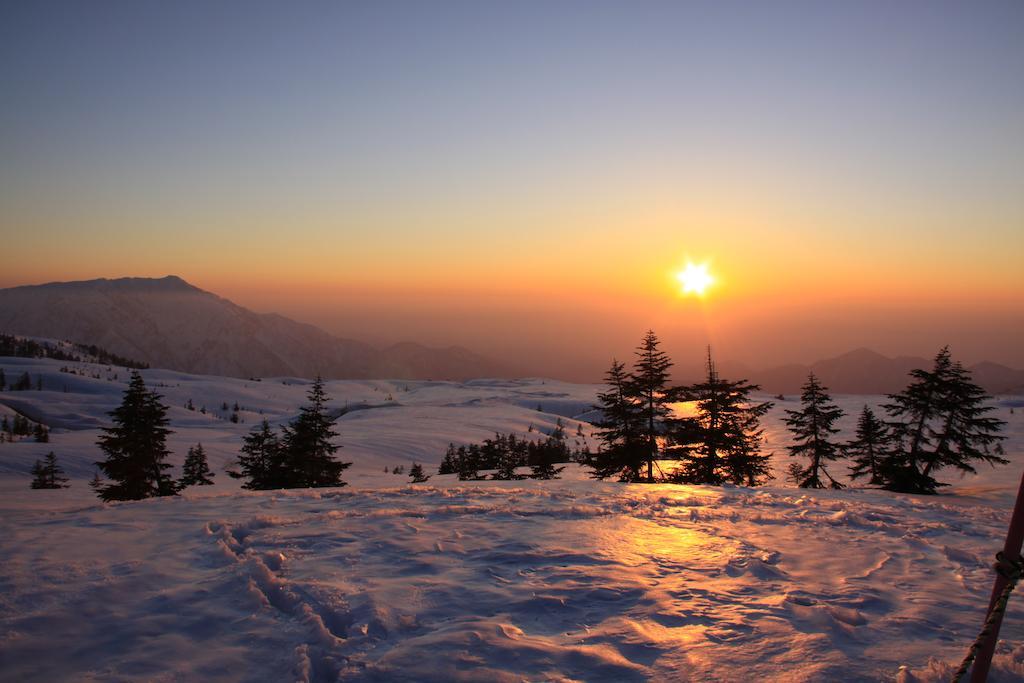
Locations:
0;276;509;381
743;347;1024;396
1;276;1021;393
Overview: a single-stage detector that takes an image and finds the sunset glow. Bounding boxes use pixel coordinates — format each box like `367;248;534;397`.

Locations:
0;1;1021;377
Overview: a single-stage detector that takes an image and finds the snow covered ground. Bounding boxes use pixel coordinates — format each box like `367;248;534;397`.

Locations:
2;355;1024;681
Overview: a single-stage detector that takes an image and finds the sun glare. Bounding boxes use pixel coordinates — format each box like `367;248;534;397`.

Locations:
676;262;714;297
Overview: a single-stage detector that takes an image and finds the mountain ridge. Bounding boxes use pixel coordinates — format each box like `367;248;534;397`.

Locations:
2;276;1021;393
746;348;1024;395
0;276;510;381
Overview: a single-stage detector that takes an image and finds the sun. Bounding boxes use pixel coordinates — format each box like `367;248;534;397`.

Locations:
676;262;714;297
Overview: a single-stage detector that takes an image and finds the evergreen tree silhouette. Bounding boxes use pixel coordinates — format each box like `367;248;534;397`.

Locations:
457;444;480;480
881;347;1006;493
30;452;69;489
439;444;458;475
668;349;774;486
588;359;648;480
631;331;674;481
880;350;1007;493
409;462;430;483
530;426;566;480
233;419;285;489
784;374;845;489
280;377;350;487
94;371;176;501
33;422;49;443
847;406;889;485
0;368;6;390
493;433;524;480
179;443;215;488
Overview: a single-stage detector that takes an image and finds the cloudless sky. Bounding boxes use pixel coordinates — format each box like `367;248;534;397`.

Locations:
2;1;1022;377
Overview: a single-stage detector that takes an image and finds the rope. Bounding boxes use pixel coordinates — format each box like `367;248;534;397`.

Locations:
950;551;1024;683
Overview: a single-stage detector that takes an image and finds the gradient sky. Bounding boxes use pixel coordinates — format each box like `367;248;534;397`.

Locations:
2;1;1022;378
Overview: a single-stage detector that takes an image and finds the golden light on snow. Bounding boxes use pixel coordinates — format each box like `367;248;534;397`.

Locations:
676;262;714;297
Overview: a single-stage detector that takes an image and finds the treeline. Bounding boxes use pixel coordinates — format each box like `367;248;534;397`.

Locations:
0;333;148;369
1;413;49;443
783;347;1006;494
585;331;1006;495
586;331;773;486
87;373;351;500
438;420;582;480
1;370;41;391
184;398;247;423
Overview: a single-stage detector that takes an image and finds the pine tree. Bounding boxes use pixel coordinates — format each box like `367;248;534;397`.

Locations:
30;452;69;489
847;406;889;485
279;376;350;487
409;462;430;483
881;348;1007;493
922;360;1007;483
784;374;845;489
233;419;285;489
631;331;675;481
882;347;953;491
33;422;49;443
94;371;177;501
439;444;458;475
493;433;524;480
179;443;215;488
588;359;646;481
456;445;480;480
13;414;31;436
530;426;566;480
668;349;774;486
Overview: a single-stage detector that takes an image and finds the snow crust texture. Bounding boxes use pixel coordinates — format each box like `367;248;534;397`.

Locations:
3;482;1024;681
2;356;1024;681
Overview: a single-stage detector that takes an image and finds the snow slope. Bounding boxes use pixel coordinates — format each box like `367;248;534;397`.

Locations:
2;355;1024;681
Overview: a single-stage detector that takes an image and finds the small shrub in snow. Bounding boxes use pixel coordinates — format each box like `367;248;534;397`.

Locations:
30;452;69;489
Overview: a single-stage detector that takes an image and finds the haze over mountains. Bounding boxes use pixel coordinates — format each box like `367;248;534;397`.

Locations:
1;276;1021;394
0;276;508;381
741;348;1024;396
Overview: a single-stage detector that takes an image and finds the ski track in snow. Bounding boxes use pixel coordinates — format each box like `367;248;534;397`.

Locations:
2;356;1024;681
4;484;1024;681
